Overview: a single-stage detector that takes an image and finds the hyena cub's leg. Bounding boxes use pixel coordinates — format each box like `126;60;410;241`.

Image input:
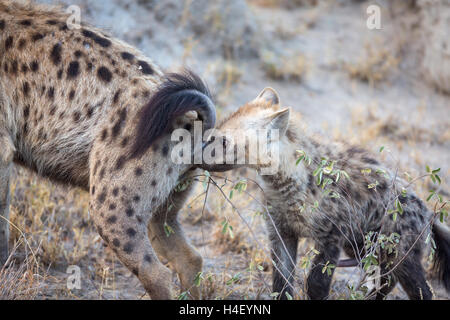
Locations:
392;248;432;300
266;222;298;300
148;185;202;299
0;132;14;266
306;237;341;300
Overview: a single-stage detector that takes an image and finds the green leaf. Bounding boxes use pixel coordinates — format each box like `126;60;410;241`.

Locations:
194;272;204;287
164;222;174;237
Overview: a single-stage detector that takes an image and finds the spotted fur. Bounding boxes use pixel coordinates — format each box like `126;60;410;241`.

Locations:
0;1;215;299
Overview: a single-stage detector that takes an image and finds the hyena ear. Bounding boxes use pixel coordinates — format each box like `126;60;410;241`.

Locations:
254;87;280;106
267;108;290;137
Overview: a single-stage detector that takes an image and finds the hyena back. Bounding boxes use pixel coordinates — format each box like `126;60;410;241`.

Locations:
203;88;450;300
0;1;216;299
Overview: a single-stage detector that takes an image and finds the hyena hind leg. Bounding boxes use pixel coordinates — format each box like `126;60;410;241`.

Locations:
395;253;433;300
148;207;203;299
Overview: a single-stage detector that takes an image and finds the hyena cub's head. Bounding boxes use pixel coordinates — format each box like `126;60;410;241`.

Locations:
200;88;290;173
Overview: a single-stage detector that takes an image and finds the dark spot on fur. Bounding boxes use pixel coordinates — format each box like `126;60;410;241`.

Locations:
47;87;55;100
121;52;134;61
138;60;154;75
115;155;127;170
32;33;45;41
49;105;57;116
120;137;129;148
86;106;94;118
97;66;112;83
82;29;111;48
123;242;134;254
113;90;121;104
18;39;26;50
162;144;169;157
72;111;81;123
126;228;136;237
109;203;116;211
5;36;13;51
21;64;29;73
134;167;143;177
23;105;30;118
67;61;80;79
112;188;119;197
46;20;58;25
99;168;105;180
69;89;76;101
20;19;32;26
144;254;152;263
151;180;157;187
107;215;117;224
0;20;5;30
50;43;62;66
112;108;127;138
30;60;39;72
126;207;134;217
112;238;120;247
98;191;107;204
22;82;30;97
100;129;108;141
10;60;18;74
133;195;140;203
57;69;63;79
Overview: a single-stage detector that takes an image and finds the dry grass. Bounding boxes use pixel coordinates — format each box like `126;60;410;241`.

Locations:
261;49;308;81
345;42;399;86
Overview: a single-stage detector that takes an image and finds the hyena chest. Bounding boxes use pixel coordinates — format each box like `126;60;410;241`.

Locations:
261;174;314;237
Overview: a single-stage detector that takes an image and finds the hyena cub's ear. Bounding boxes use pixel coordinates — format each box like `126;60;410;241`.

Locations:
267;108;291;137
254;87;280;106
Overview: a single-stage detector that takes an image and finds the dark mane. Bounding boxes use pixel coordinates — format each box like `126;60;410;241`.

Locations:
130;70;213;159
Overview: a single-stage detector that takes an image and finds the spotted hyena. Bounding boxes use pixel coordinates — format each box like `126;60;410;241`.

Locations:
0;1;216;299
202;88;450;300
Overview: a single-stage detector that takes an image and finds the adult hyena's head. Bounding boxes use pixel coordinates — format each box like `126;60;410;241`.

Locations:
199;88;290;174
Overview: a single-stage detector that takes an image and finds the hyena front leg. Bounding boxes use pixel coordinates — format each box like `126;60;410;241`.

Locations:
306;238;340;300
0;132;14;266
267;222;298;300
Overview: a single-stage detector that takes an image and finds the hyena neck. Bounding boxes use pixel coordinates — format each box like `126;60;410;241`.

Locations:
259;127;317;201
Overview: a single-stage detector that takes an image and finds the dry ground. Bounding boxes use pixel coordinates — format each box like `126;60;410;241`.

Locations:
1;0;449;299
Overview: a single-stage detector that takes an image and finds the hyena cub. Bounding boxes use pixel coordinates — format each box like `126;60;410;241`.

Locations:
203;88;450;300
